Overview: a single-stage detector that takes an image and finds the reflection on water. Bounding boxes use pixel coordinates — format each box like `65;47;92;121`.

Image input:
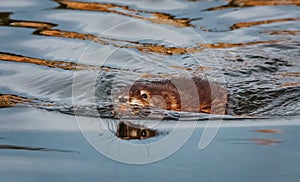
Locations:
55;0;193;28
0;11;292;56
0;94;55;108
254;128;281;134
207;0;300;10
225;138;283;145
230;17;300;30
249;128;283;146
0;52;97;71
116;121;157;140
0;144;77;153
251;138;283;145
263;30;300;35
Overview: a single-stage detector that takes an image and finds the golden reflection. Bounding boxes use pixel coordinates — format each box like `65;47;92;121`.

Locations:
251;128;282;145
0;52;112;71
0;94;55;108
0;94;30;108
198;39;285;49
277;72;300;87
279;83;300;87
140;73;174;79
170;65;193;71
1;12;288;56
36;27;286;55
35;28;191;54
55;0;193;28
9;21;55;29
37;29;100;42
279;72;300;77
129;39;286;54
251;138;283;145
207;0;300;11
262;30;300;35
230;0;300;6
3;26;287;55
254;129;281;134
36;23;292;52
231;18;300;30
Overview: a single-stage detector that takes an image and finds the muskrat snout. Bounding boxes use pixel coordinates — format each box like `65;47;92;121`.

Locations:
118;96;128;103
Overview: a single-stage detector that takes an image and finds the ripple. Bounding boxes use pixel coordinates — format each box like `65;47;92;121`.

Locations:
0;144;78;153
207;0;300;11
55;0;193;28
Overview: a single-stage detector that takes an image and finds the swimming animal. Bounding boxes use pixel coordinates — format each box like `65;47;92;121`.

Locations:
114;77;229;115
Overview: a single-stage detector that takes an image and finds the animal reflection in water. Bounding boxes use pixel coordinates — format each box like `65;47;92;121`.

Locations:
115;121;158;140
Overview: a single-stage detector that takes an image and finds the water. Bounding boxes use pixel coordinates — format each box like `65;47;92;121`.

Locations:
0;0;300;181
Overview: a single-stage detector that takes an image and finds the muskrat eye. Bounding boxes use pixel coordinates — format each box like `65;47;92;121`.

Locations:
141;93;148;99
141;129;147;137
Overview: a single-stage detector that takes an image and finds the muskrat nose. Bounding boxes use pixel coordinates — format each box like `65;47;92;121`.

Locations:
118;96;128;103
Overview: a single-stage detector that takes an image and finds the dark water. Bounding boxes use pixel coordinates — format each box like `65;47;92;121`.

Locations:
0;0;300;181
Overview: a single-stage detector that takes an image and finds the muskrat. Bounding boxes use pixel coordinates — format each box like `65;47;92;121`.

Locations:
114;76;229;115
116;121;157;140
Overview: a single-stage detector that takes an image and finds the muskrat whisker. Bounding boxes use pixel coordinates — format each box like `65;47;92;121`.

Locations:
117;138;121;156
143;120;149;126
97;134;113;141
106;121;116;134
112;120;118;131
145;142;150;157
138;140;151;156
105;137;118;154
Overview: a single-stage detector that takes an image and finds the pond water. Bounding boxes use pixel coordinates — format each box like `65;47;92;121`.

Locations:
0;0;300;181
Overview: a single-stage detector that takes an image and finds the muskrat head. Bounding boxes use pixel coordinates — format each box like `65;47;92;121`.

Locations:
128;82;181;112
113;83;152;116
114;80;181;116
116;121;157;140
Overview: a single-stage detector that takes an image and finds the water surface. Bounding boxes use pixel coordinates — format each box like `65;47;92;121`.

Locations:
0;0;300;181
